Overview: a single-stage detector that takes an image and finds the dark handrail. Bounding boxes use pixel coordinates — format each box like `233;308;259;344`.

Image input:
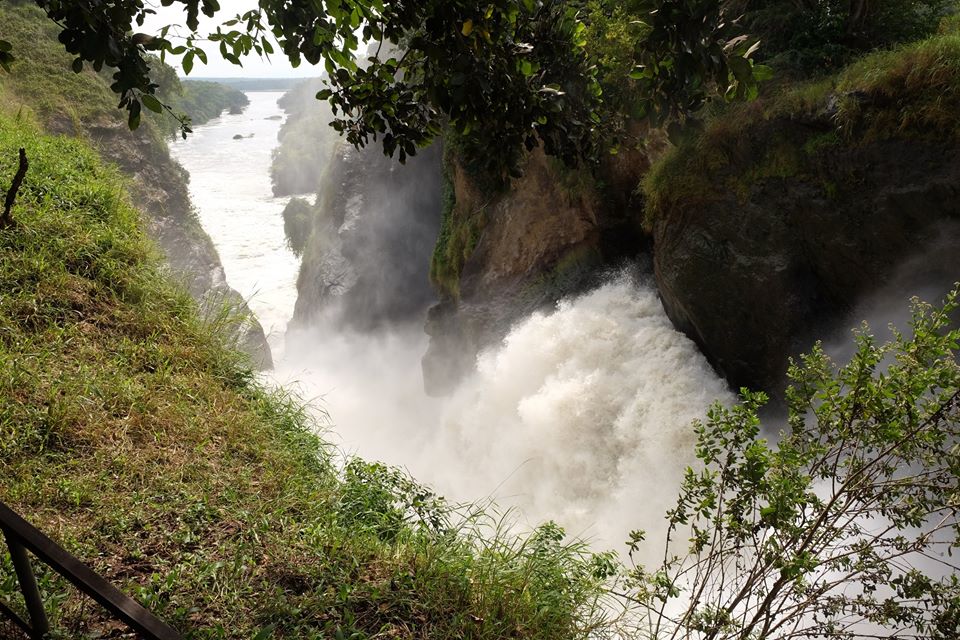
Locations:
0;501;183;640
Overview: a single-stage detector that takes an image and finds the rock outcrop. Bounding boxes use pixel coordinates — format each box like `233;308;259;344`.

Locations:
422;143;654;395
290;143;442;332
650;99;960;392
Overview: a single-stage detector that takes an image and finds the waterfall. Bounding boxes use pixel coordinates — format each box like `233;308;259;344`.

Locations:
172;92;732;555
280;272;732;553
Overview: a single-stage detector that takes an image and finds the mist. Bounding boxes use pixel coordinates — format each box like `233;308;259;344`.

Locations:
276;272;733;557
822;220;960;364
262;84;733;556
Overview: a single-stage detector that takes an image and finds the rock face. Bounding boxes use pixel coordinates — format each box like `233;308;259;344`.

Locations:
290;143;442;332
652;115;960;393
422;145;653;395
54;116;273;369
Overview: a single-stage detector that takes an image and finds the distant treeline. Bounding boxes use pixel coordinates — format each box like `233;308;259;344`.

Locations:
148;63;251;137
174;80;249;126
199;77;310;92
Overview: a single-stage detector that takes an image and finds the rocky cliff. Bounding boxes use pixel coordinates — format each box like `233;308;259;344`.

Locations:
646;35;960;392
424;33;960;396
422;140;655;395
79;118;275;369
289;142;442;332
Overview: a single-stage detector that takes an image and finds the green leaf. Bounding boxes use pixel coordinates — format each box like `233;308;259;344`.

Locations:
182;51;194;75
128;104;141;130
71;57;83;73
141;94;163;113
753;64;774;83
728;56;753;85
251;625;274;640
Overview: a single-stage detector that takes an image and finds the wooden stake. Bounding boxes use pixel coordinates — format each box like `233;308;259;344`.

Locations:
2;147;28;227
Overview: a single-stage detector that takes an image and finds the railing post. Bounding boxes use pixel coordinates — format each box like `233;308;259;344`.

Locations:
3;528;50;640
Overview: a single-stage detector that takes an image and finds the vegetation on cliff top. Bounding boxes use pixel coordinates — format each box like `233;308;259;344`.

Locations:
732;0;952;75
0;115;615;638
0;3;245;143
8;0;773;178
164;80;250;135
0;3;118;127
642;26;960;227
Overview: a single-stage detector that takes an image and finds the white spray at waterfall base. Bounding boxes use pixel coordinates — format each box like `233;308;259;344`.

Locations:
438;275;734;550
278;273;732;556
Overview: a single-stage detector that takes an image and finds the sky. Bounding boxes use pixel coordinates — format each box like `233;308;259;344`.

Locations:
142;0;319;78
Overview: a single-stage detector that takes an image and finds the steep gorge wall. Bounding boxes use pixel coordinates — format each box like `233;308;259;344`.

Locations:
424;34;960;397
79;119;274;368
289;142;442;331
280;33;960;398
0;3;271;368
422;141;655;395
652;126;960;392
646;35;960;392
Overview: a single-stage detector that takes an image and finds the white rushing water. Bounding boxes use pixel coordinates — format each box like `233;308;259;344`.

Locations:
280;277;732;552
176;94;732;554
169;92;300;360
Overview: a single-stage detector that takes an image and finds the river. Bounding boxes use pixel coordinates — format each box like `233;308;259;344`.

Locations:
171;91;731;554
169;92;300;361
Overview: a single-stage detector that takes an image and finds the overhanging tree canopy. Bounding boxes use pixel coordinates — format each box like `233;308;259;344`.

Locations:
1;0;766;174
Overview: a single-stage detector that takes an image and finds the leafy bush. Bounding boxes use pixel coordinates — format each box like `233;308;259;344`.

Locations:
629;288;960;638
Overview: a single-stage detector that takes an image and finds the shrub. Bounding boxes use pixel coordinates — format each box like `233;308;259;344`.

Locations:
629;287;960;639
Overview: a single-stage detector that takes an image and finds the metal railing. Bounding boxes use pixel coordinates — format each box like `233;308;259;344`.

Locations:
0;501;183;640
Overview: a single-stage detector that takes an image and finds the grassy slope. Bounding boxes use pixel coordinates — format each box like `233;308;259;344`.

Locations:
642;29;960;226
0;9;613;640
0;4;116;125
0;3;243;141
0;113;612;640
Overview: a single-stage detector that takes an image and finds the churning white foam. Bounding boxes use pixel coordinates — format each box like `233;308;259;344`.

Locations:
279;273;732;555
434;275;732;550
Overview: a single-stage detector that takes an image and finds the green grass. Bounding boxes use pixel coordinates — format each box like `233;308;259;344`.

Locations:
642;31;960;228
0;115;615;638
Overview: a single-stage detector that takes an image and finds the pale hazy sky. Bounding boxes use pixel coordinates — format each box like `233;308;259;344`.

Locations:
143;0;319;78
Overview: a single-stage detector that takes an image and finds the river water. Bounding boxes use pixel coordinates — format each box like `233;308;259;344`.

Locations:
169;92;300;361
171;92;731;553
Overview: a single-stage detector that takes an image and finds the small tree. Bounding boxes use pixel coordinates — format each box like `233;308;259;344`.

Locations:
628;287;960;639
